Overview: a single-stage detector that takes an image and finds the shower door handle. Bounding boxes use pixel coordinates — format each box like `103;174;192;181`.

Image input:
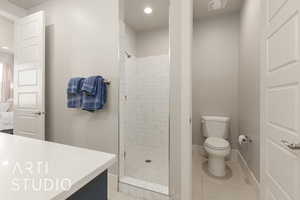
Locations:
281;140;300;150
34;111;42;115
33;111;45;116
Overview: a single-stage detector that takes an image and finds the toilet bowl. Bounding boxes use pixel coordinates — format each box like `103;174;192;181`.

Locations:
204;137;231;177
201;116;231;177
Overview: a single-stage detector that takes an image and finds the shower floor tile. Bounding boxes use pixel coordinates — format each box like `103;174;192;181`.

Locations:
124;144;169;186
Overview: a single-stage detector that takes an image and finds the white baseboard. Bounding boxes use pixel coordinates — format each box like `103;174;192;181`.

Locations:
236;151;260;193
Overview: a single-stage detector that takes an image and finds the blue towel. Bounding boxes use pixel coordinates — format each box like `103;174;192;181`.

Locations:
81;76;107;111
67;78;85;108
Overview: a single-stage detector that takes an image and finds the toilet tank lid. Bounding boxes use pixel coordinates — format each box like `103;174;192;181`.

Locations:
202;116;230;122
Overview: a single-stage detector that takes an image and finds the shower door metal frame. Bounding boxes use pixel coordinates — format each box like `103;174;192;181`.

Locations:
117;0;193;199
117;51;171;194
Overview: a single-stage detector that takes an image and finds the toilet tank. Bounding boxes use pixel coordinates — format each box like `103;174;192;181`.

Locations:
202;116;230;139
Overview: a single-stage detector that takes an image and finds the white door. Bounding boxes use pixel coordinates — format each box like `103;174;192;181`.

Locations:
261;0;300;200
13;11;45;140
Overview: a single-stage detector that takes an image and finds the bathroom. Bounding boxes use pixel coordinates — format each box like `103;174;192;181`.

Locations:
193;0;261;199
0;0;299;200
117;0;262;199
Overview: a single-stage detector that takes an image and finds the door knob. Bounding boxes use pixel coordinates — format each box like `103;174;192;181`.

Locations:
281;140;300;150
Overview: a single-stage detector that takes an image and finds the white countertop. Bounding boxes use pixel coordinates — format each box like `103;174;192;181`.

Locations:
0;133;116;200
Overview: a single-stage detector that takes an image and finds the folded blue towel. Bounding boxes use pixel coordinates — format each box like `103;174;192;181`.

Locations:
81;76;107;111
67;78;85;108
81;76;98;95
68;78;84;94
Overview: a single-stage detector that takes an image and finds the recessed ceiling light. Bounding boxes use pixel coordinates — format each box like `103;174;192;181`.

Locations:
144;7;153;15
1;46;9;50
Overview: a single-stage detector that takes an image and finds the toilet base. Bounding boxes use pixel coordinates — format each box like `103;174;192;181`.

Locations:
208;156;226;177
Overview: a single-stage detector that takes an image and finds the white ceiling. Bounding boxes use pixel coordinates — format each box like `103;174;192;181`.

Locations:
8;0;49;9
194;0;243;20
125;0;243;32
8;0;243;31
124;0;169;32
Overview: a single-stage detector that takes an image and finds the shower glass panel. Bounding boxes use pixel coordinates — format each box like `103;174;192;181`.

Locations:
119;0;170;196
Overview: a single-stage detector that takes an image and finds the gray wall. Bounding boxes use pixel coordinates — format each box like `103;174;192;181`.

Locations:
30;0;119;173
123;22;137;56
192;13;240;148
239;0;261;181
136;28;169;58
121;23;169;58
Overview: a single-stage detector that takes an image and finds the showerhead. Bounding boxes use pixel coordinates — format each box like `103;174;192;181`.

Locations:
125;51;132;58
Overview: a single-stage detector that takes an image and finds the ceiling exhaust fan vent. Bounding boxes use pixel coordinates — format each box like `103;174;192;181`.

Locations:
208;0;228;11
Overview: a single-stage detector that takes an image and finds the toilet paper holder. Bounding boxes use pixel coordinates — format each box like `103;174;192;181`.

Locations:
244;136;252;143
239;135;253;144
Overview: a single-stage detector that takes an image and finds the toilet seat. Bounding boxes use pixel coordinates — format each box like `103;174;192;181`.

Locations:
204;137;230;150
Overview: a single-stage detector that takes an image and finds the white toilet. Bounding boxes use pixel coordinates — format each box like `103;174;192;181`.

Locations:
202;116;231;177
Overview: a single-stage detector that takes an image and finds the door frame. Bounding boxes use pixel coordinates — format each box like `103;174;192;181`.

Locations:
169;0;193;200
259;6;266;200
259;0;277;197
260;0;266;199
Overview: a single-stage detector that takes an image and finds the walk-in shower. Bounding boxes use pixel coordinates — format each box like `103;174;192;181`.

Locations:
118;0;170;199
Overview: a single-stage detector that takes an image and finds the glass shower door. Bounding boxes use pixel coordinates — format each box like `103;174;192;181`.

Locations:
119;0;170;196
